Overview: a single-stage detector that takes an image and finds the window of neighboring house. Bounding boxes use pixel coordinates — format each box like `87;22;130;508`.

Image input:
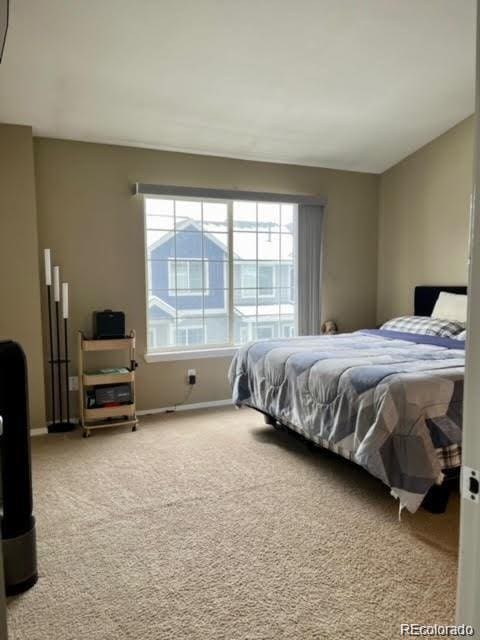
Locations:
168;260;209;295
240;325;250;343
257;324;275;339
283;324;295;338
144;196;297;352
240;263;275;299
240;263;256;290
149;328;157;348
258;264;275;297
177;325;204;346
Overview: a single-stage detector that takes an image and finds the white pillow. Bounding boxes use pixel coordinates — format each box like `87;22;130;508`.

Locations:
431;292;468;323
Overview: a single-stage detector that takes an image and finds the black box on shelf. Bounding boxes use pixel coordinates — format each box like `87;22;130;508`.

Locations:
93;310;125;339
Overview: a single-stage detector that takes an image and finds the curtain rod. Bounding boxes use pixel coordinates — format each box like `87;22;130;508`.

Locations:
133;183;327;206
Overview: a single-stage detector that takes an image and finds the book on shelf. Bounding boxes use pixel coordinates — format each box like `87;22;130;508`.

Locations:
86;367;130;376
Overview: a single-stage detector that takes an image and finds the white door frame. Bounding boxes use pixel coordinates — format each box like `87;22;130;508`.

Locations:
456;0;480;629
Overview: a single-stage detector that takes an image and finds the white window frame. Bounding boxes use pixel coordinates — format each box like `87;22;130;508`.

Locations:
240;325;250;343
257;324;275;339
144;195;298;359
168;259;210;296
239;262;257;293
258;263;276;298
283;324;295;338
239;262;276;299
287;264;294;302
177;324;204;346
148;327;157;348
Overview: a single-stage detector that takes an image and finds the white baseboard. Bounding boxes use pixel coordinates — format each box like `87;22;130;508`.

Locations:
30;428;49;437
30;399;233;436
137;398;232;416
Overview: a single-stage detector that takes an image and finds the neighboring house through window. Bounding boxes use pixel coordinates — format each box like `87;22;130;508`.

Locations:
177;325;204;346
168;260;209;295
257;325;275;339
240;263;275;298
144;196;297;352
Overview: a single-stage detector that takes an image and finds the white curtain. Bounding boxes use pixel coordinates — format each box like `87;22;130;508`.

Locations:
297;204;325;335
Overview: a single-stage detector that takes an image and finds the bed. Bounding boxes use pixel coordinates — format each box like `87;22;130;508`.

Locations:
229;286;467;514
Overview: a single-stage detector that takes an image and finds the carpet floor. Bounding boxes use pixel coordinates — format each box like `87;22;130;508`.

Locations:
8;406;459;640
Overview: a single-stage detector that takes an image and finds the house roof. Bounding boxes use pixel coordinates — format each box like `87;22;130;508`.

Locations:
148;218;294;261
148;296;176;319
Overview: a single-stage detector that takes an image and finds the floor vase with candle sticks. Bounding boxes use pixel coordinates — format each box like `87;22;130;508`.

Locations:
44;249;56;429
44;250;75;433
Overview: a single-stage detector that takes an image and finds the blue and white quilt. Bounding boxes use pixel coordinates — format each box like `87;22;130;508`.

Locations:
229;330;465;512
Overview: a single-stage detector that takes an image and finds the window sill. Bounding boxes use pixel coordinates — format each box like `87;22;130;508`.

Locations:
144;347;238;363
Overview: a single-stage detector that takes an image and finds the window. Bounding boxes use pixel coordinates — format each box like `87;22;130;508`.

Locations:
168;260;209;295
239;263;275;299
144;196;297;352
283;324;295;338
177;325;204;346
257;324;275;339
258;264;275;297
240;263;256;290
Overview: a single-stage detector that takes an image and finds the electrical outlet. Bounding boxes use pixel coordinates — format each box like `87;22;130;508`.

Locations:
68;376;79;391
187;369;196;385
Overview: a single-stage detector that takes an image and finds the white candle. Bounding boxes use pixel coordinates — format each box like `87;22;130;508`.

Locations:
53;266;60;302
44;249;52;286
62;283;69;319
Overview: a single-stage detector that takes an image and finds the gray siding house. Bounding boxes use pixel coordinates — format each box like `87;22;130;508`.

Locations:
147;216;295;348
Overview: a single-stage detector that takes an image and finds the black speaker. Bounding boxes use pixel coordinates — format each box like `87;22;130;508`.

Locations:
93;310;125;339
0;340;38;595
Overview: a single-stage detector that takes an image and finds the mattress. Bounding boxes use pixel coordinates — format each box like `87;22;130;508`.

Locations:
229;330;465;513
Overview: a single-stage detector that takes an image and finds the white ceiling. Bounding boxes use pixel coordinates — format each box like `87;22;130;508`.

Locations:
0;0;476;173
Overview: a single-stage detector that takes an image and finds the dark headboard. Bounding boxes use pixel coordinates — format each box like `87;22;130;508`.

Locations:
414;286;467;316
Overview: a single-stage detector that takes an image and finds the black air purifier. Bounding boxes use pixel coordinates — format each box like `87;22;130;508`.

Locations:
0;340;38;595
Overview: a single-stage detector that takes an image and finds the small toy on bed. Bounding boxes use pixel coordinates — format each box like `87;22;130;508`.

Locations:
321;320;338;335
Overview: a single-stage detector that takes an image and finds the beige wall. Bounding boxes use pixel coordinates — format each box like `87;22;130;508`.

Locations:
2;118;473;423
33;138;378;414
377;117;474;322
0;124;46;429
